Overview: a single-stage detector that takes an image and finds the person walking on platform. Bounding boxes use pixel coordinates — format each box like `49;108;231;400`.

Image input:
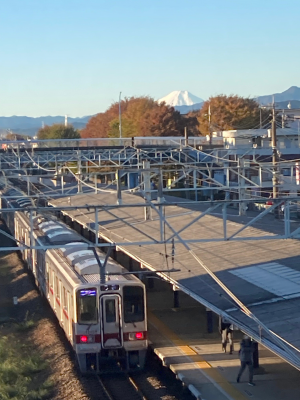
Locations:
237;335;255;386
219;315;233;354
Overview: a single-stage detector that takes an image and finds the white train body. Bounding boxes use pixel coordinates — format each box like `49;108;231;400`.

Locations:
1;190;148;373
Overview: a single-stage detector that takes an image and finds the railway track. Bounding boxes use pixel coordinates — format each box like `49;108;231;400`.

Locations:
99;373;146;400
80;352;196;400
129;351;196;400
80;370;146;400
5;180;196;400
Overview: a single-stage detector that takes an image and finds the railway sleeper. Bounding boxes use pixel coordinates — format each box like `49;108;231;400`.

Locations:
77;349;147;374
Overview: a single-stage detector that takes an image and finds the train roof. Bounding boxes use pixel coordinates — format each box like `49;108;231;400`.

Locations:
60;244;124;277
1;188;33;209
35;216;128;279
14;205;141;285
37;218;83;245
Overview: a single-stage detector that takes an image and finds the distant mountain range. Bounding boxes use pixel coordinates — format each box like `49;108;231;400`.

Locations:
160;87;300;114
0;115;93;137
174;102;204;113
274;100;300;109
1;87;300;136
257;86;300;106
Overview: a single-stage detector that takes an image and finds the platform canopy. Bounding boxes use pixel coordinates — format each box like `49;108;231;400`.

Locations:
50;191;300;370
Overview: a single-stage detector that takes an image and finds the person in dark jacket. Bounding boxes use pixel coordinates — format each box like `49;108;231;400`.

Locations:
237;335;255;386
219;315;233;354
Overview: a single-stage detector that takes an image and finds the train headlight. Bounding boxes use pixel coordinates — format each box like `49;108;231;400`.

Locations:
128;332;144;340
80;335;95;343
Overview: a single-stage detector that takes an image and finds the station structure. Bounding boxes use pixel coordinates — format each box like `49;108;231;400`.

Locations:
1;135;300;398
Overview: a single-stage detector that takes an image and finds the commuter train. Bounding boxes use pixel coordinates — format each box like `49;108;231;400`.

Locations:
0;188;148;373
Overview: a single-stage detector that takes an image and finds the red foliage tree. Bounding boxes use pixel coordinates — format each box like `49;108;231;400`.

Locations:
81;97;196;138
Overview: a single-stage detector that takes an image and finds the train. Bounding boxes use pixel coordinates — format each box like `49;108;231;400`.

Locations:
0;188;148;373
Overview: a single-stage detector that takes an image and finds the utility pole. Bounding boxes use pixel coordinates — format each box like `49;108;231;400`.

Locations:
184;126;188;147
271;100;279;201
116;169;122;205
208;104;212;146
78;151;82;193
260;107;262;129
282;109;285;129
238;157;246;216
119;92;122;139
143;160;151;220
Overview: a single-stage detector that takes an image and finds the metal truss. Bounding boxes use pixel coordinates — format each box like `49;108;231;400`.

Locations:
2;139;300;368
0;137;199;172
1;136;300;252
0;196;299;252
1;136;292;208
1;196;299;369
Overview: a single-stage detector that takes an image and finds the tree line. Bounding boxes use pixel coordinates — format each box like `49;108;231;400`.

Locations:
80;96;198;139
35;95;274;140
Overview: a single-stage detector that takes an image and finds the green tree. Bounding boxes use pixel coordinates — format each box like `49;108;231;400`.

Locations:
37;124;80;140
196;95;271;136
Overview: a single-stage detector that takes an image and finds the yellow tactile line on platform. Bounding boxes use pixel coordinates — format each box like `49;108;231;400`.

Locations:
148;311;249;400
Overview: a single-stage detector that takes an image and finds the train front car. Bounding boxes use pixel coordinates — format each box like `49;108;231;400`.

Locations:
37;222;148;374
68;247;148;373
6;203;148;374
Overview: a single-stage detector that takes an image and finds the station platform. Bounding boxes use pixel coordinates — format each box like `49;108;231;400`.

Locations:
50;190;300;368
147;286;300;400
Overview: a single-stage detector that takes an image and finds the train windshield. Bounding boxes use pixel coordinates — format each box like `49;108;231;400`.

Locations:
123;286;144;323
76;288;98;324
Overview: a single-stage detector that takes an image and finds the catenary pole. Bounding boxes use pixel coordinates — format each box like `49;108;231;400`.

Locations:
208;104;212;146
119;92;122;139
272;100;278;200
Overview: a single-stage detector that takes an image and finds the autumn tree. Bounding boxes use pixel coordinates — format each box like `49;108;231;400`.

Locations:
196;95;271;136
37;124;80;140
81;96;196;138
81;98;137;138
139;102;186;137
5;132;30;141
183;112;200;136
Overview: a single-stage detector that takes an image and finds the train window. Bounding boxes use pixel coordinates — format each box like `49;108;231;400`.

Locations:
48;269;52;291
123;286;144;323
105;299;116;323
67;291;71;335
76;288;97;324
63;287;67;309
55;277;60;300
50;270;54;291
46;263;49;290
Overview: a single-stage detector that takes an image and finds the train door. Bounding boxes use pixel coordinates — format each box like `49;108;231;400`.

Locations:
67;291;72;338
32;244;37;276
45;262;49;297
25;231;32;269
21;227;25;257
100;294;123;349
15;219;19;243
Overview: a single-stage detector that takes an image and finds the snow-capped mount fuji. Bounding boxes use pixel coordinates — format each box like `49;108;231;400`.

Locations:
158;90;204;107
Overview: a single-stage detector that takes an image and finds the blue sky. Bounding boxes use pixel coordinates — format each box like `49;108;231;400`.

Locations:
0;0;299;117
